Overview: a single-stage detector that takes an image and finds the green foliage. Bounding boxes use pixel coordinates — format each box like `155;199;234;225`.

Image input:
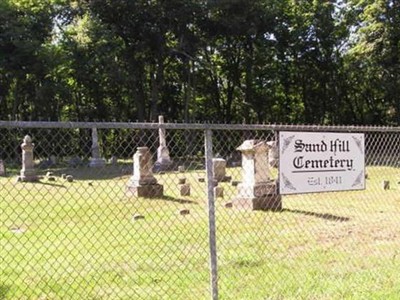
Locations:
1;0;399;125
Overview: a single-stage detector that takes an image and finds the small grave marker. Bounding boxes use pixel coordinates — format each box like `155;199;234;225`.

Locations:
132;214;145;221
0;160;6;176
179;209;190;215
383;180;390;190
179;184;191;196
214;186;224;198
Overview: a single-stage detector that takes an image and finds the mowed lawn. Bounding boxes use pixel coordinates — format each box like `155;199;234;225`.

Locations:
1;166;400;299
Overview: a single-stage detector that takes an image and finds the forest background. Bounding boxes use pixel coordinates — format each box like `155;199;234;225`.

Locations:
1;0;399;125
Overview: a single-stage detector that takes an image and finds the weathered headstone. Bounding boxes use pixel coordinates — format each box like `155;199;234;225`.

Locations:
19;135;38;182
127;147;163;197
89;127;106;168
212;158;226;182
232;140;281;211
0;159;6;176
267;140;278;168
179;183;191;196
49;155;57;165
214;186;224;198
154;115;173;171
178;165;185;173
110;156;118;165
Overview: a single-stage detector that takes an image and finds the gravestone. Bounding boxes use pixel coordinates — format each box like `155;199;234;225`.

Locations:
214;186;224;198
179;183;191;196
19;135;38;182
212;158;226;182
127;147;163;197
232;140;281;211
110;156;118;165
154;115;173;171
50;155;57;165
89;127;106;168
267;141;279;168
0;160;6;176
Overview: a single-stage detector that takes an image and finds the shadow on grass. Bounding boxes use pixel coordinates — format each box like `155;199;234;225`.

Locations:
0;284;10;300
37;181;66;188
283;208;350;222
161;195;198;205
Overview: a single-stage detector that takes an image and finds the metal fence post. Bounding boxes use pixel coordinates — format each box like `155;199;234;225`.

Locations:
205;128;219;300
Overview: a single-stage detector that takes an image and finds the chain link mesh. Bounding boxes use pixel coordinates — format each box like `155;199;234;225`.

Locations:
1;122;400;299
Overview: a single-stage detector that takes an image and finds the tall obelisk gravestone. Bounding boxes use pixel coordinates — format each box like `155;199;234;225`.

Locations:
89;127;106;168
154;115;172;171
19;135;38;182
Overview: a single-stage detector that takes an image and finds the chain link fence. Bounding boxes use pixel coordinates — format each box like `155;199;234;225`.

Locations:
1;121;400;299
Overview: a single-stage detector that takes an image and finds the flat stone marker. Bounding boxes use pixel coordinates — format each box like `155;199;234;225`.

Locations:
132;214;145;221
179;209;190;215
198;177;205;183
178;177;186;184
224;202;233;208
179;183;191;196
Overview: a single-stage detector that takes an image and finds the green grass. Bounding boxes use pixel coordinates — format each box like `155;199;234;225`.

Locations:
1;166;400;299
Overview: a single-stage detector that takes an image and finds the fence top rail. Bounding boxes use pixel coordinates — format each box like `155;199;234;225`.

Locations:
0;121;400;133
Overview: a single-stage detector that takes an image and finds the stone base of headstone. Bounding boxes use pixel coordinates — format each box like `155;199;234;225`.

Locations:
153;162;174;173
232;181;281;211
89;158;106;168
19;170;38;182
127;184;164;198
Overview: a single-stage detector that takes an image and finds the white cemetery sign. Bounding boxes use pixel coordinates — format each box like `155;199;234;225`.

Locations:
279;131;365;194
